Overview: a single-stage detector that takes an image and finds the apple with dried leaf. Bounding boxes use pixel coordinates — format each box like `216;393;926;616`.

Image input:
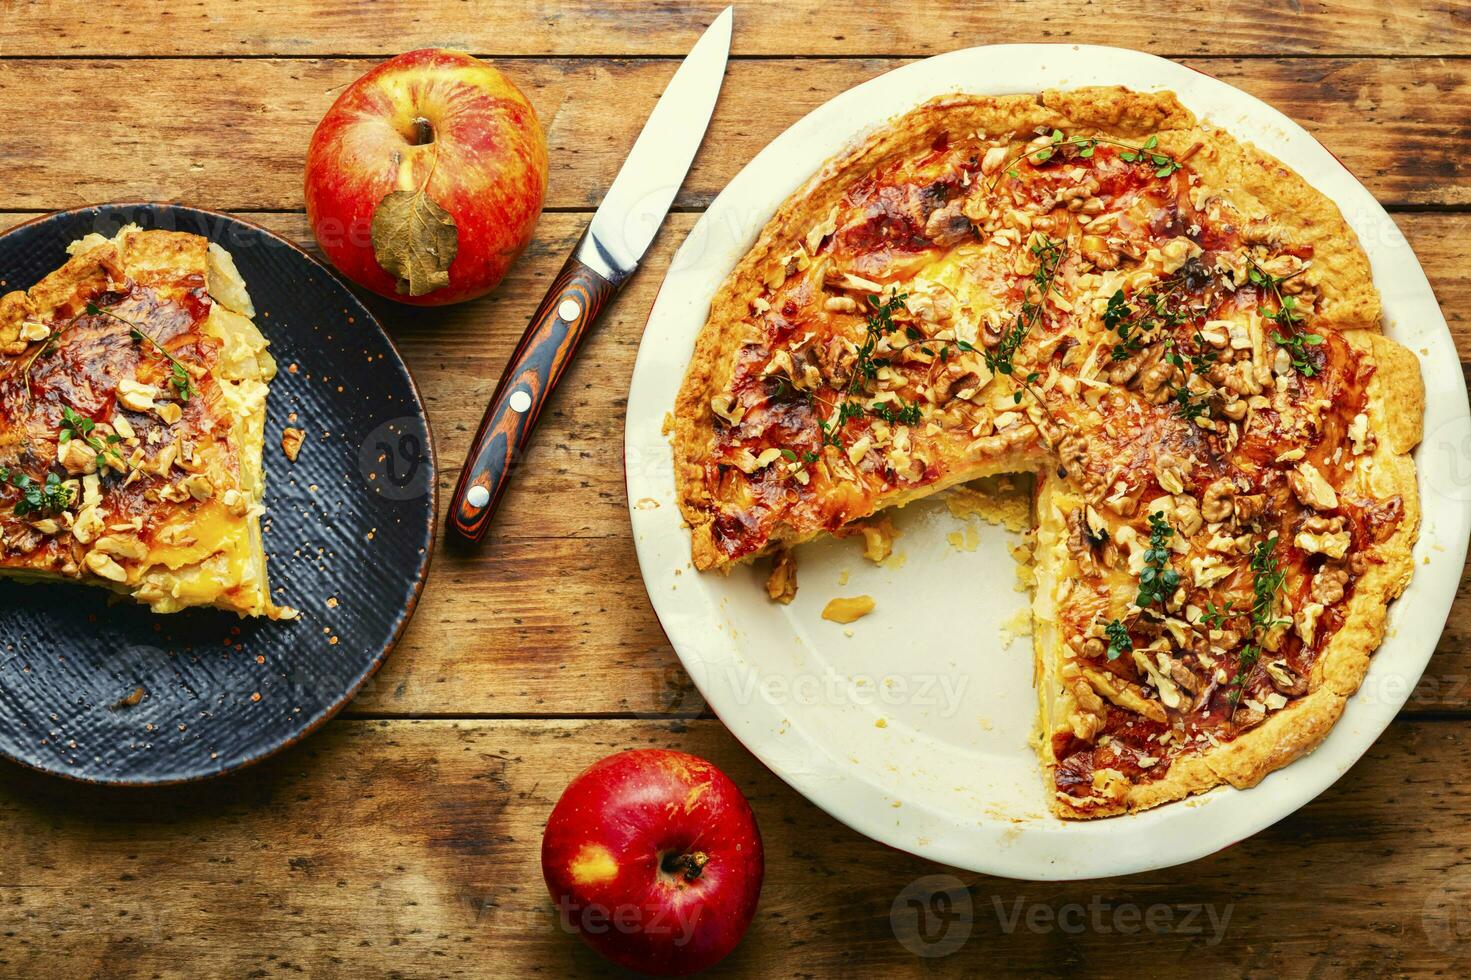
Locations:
304;48;548;305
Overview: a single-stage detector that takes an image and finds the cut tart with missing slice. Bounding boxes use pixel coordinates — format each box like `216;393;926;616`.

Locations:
0;224;291;618
673;87;1423;818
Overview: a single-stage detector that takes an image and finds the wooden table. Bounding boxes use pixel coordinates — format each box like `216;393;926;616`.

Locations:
1;2;1468;975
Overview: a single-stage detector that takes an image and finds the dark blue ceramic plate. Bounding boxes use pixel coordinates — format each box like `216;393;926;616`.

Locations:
0;203;436;783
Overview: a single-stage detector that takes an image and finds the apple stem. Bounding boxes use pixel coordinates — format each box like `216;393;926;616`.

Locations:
410;117;435;146
661;850;710;882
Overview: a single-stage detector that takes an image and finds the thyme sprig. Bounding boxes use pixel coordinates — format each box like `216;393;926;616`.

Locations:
813;291;907;448
1227;532;1288;713
1099;512;1179;662
815;290;983;449
1201;600;1235;630
1135;511;1180;611
86;303;194;402
59;405;132;473
1169;381;1212;422
992;130;1183;189
0;467;71;518
1104;618;1134;661
985;234;1066;411
845;292;908;396
1247;263;1323;377
867;400;922;427
1105;278;1198;363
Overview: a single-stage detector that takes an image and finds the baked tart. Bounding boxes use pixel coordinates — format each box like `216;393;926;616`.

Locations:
0;224;290;618
673;88;1423;818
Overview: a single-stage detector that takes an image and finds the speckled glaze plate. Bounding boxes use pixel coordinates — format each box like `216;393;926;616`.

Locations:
626;45;1471;878
0;203;435;784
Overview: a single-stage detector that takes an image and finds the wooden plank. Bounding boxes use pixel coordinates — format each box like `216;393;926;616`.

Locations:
1;211;1467;716
3;0;1465;57
0;57;1466;210
1;717;1469;976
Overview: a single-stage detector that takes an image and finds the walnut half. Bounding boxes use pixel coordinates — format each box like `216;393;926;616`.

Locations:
281;427;306;463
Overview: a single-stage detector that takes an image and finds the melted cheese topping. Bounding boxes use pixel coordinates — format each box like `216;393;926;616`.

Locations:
0;226;283;618
679;100;1412;817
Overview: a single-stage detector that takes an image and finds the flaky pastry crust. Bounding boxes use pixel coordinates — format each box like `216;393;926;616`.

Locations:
672;87;1423;817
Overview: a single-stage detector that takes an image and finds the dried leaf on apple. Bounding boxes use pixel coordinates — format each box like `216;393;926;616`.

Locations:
370;190;458;297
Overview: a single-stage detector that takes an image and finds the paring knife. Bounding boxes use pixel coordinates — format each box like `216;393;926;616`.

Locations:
448;7;733;543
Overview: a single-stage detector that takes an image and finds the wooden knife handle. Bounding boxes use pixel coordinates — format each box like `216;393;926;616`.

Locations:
449;251;618;543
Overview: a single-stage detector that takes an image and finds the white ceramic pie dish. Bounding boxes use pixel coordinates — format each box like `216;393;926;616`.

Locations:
624;43;1470;879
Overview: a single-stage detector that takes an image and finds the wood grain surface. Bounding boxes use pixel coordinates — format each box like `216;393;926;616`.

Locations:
6;0;1467;57
3;719;1471;977
1;1;1469;975
0;58;1465;209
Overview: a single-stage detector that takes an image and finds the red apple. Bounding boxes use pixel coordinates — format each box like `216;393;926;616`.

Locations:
542;750;764;975
304;48;548;305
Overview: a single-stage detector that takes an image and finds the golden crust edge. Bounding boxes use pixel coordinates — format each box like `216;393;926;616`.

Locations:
659;86;1424;817
672;87;1191;571
1049;331;1423;819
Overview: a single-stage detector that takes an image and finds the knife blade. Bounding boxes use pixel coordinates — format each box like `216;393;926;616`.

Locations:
448;7;732;544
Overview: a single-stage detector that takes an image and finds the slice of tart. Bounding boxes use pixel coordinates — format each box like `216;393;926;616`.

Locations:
0;224;290;618
673;87;1423;817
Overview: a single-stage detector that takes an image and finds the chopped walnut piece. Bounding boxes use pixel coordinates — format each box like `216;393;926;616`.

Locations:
1264;659;1308;697
117;378;159;412
731;447;783;475
1066;674;1107;742
83;549;128;582
1296;601;1326;646
1131;646;1184;710
1079;234;1120;271
710;395;745;427
1288;462;1338;512
221;488;249;517
281;427;306;462
1136;353;1177;404
923;201;973;248
71;506;105;546
1233;704;1267;730
183;474;216;502
1172;495;1204;536
765;548;798;605
1154;453;1190;495
57;437;99;476
1234;493;1267;525
1066;508;1100;569
94;534;148;561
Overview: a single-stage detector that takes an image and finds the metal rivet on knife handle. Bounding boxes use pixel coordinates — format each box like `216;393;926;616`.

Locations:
446;7;732;545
